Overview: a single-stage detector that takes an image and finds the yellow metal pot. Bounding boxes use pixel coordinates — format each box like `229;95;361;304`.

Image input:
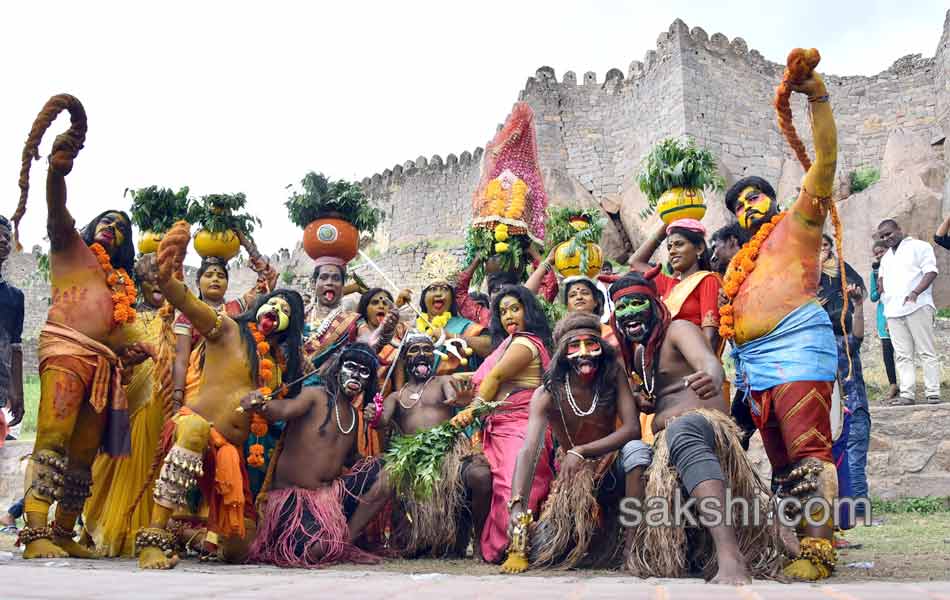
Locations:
657;187;706;224
193;229;241;260
554;241;603;278
138;231;162;254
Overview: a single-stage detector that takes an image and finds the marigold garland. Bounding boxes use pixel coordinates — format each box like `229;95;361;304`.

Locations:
90;243;137;327
416;311;451;337
246;322;287;466
718;213;787;340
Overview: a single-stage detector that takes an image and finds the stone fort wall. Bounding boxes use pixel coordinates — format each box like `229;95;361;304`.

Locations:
6;15;950;372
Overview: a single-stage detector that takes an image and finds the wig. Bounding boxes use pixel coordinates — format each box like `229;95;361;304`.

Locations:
543;312;619;409
319;342;380;432
489;284;553;350
80;209;135;274
608;271;671;384
234;289;306;398
666;226;713;272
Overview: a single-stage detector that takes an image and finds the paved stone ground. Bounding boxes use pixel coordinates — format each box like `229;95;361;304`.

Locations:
0;560;949;599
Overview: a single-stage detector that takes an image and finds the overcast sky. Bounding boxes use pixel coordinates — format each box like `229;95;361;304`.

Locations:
2;1;946;257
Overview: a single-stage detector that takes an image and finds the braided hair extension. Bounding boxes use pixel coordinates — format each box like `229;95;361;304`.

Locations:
14;94;87;247
775;48;851;376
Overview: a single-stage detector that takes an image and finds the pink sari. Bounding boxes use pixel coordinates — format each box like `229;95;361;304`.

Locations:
473;332;554;563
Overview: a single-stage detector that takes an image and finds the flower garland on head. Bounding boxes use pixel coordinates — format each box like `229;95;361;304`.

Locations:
246;322;287;468
416;311;450;337
90;243;137;326
718;213;786;341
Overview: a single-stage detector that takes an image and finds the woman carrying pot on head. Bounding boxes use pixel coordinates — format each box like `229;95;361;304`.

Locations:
628;218;722;351
451;285;554;563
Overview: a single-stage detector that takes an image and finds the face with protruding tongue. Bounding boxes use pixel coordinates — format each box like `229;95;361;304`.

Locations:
339;360;372;397
424;282;452;316
314;265;344;308
498;295;525;336
566;334;603;380
405;340;435;381
256;296;291;337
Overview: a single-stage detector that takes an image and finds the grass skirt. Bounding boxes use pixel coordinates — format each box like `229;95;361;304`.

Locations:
249;483;380;568
625;408;786;579
529;450;622;569
394;434;472;557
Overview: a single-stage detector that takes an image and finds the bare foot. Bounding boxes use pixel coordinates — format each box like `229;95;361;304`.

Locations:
710;556;751;585
783;557;828;580
53;536;99;559
138;546;180;570
499;552;529;574
22;538;69;559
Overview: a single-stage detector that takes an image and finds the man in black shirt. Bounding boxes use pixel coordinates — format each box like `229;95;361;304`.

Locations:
936;214;950;251
0;215;25;436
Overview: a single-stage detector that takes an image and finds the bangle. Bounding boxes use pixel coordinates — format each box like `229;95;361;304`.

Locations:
808;94;830;103
566;448;585;461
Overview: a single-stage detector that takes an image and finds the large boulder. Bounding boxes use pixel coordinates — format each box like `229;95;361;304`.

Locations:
835;130;947;309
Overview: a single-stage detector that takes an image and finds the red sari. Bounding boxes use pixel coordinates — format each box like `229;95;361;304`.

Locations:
473;332;554;563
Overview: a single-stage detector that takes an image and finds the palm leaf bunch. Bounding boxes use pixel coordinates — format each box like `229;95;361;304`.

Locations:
384;399;506;500
126;186;191;233
186;193;261;235
285;171;384;234
636;138;724;218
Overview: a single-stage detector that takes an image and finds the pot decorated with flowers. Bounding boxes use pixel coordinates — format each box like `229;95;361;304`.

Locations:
545;207;606;278
186;193;260;261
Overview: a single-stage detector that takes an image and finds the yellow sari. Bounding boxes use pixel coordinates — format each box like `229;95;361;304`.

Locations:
82;309;171;556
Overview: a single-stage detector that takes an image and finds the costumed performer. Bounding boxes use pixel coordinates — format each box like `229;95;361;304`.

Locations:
417;278;491;371
451;285;554;563
720;48;840;580
15;95;146;560
80;253;174;556
356;287;412;394
368;330;475;558
612;272;784;584
502;312;650;573
245;343;390;568
136;221;305;569
0;215;24;442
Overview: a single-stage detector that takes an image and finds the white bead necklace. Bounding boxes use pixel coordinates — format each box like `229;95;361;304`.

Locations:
563;375;599;417
335;400;356;435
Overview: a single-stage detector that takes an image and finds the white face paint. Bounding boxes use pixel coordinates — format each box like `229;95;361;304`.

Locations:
339;359;372;397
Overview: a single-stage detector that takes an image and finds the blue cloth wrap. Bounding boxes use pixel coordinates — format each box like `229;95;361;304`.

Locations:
732;302;837;398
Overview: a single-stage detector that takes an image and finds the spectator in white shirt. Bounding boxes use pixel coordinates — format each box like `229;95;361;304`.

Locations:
876;219;941;405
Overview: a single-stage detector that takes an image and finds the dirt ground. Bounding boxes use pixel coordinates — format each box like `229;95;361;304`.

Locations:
2;512;948;581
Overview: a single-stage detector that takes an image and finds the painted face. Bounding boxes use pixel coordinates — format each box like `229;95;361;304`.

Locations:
256;296;291;337
138;262;164;309
710;236;740;275
365;292;392;328
0;224;12;262
877;223;902;249
199;265;228;302
423;283;452;315
821;238;832;262
339;359;373;397
734;187;775;231
566;282;597;314
93;212;128;254
315;266;344;307
498;295;525;335
404;340;435;380
615;295;654;343
565;333;602;379
666;233;701;274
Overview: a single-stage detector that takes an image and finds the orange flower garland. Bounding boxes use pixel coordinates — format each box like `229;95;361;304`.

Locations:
245;322;287;467
90;243;137;326
718;213;787;340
